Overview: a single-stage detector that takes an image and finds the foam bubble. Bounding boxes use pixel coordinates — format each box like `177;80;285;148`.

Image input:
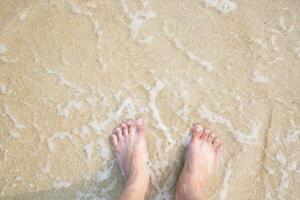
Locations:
200;0;237;14
18;11;27;22
53;179;71;188
138;36;154;44
0;84;6;94
0;43;7;54
47;132;72;153
128;11;156;40
84;141;94;160
56;100;82;118
219;161;233;200
252;69;270;83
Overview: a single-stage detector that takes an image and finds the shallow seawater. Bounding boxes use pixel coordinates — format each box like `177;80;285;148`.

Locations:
0;0;299;199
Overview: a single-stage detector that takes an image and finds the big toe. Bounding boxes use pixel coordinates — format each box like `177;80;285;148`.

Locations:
135;118;145;135
190;124;204;141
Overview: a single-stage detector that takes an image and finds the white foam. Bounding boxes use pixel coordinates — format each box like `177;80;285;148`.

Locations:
45;68;84;94
252;38;267;49
84;141;94;160
198;105;260;144
128;11;156;40
97;138;110;161
187;52;214;71
270;35;279;51
146;81;174;146
279;17;294;32
164;25;215;71
96;162;114;183
154;174;176;200
219;161;233;200
286;130;300;143
75;192;99;200
97;56;107;70
200;0;237;14
231;122;260;145
0;84;6;94
175;89;190;121
101;178;117;193
69;1;102;48
18;11;27;22
294;44;300;58
3;104;25;129
81;126;90;136
174;38;184;50
138;36;154;44
41;161;50;173
266;167;275;175
53;179;71;189
121;0;156;40
276;151;286;166
0;43;7;54
181;130;192;146
198;105;232;127
47;132;72;152
56;100;82;118
70;1;81;14
89;97;134;133
252;69;270;83
0;56;17;63
287;161;297;172
275;151;289;199
9;130;20;139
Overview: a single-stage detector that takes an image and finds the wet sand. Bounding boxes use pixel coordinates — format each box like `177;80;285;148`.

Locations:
0;0;299;199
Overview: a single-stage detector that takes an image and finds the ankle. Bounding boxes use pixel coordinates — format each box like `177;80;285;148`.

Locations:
124;175;149;196
120;181;148;200
176;177;204;200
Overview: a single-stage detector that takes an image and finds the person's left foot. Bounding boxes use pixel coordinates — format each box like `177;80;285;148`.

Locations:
111;118;150;197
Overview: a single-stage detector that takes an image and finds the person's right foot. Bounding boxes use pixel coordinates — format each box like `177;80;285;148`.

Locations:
176;124;222;200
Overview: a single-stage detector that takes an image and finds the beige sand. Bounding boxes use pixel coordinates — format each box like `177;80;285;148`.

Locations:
0;0;299;199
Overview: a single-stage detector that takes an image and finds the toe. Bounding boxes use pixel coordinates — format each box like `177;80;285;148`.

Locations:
127;120;136;134
135;118;145;135
216;145;223;155
200;128;211;140
121;122;128;136
212;137;221;150
116;127;123;141
207;132;215;144
111;134;118;147
190;124;203;141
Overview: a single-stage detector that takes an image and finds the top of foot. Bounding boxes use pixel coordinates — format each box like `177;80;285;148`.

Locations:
176;124;222;200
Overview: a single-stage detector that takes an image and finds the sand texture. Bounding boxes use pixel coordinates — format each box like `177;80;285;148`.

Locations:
0;0;299;199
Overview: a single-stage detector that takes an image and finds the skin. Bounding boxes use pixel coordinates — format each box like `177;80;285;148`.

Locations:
111;119;222;200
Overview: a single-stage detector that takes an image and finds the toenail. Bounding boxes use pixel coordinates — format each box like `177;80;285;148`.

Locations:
195;126;203;132
136;118;143;125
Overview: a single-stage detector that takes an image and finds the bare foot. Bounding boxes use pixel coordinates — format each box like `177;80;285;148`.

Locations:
176;124;222;200
111;118;150;199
